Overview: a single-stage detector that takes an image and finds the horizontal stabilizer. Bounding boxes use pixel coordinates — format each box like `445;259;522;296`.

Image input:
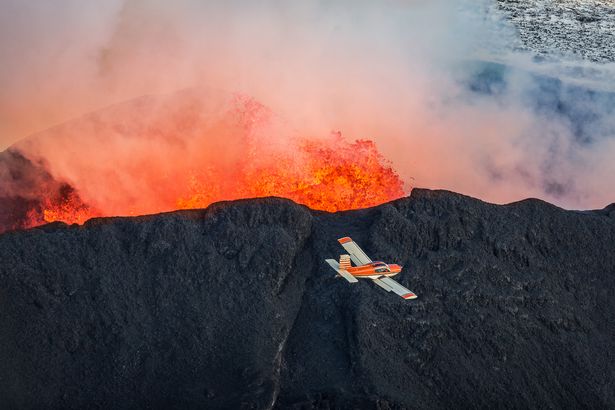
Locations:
379;276;417;300
325;259;358;283
325;259;339;270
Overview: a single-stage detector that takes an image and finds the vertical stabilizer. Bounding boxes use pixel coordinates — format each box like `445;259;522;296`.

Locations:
339;254;351;270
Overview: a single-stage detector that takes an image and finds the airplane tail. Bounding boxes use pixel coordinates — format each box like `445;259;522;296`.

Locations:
325;258;358;283
339;254;351;270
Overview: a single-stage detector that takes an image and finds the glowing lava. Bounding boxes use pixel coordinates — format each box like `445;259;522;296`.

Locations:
24;185;100;228
4;90;407;232
178;133;405;213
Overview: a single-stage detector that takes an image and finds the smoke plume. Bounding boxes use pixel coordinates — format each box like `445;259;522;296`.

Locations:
1;0;614;217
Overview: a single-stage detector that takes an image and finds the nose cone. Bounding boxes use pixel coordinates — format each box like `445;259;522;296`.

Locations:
390;264;402;273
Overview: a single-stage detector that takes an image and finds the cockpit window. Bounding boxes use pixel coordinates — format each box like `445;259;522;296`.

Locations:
375;267;389;273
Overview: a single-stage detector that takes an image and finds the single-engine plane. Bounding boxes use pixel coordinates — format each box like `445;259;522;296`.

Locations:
325;237;417;300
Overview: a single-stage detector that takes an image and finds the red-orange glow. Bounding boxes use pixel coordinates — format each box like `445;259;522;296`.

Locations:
177;134;405;213
11;92;407;231
42;194;99;225
23;186;101;229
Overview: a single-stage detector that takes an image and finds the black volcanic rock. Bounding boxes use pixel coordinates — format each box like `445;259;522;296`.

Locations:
0;189;614;409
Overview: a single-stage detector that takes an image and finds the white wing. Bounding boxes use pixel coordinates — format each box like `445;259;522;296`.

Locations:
337;237;372;266
377;276;417;300
372;277;393;292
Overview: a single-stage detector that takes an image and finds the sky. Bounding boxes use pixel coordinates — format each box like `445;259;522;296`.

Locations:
1;0;614;209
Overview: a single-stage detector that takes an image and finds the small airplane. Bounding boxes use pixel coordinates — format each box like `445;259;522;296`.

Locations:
325;237;418;300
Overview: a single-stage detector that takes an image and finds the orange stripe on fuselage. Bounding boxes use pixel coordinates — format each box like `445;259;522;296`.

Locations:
346;265;402;277
347;266;378;276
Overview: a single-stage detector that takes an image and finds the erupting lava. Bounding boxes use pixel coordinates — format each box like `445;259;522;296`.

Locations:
1;89;407;233
28;186;100;226
178;134;404;213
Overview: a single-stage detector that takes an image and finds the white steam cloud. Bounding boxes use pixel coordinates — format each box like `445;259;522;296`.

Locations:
0;0;614;209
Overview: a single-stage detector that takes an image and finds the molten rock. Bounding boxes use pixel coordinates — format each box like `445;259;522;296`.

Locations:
0;88;405;235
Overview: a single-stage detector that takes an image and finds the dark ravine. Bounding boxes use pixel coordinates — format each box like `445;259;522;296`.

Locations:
0;189;614;409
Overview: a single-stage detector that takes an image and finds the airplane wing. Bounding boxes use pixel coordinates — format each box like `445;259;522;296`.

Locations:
338;237;372;266
372;277;393;292
374;276;417;300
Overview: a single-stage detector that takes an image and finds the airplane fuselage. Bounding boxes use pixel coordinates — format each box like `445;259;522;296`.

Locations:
346;261;402;279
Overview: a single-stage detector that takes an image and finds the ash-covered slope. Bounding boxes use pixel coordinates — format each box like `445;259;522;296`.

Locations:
1;189;614;409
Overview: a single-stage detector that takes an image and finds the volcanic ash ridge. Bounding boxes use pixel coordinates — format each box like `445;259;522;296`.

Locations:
0;189;614;409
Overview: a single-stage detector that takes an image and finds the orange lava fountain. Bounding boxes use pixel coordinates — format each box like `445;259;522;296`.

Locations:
177;133;405;213
10;90;407;231
24;185;100;227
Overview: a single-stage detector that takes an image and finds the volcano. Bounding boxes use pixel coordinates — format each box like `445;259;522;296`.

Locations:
0;88;406;235
0;189;614;408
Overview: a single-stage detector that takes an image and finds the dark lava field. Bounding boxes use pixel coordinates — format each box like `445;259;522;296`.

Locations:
1;189;614;409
